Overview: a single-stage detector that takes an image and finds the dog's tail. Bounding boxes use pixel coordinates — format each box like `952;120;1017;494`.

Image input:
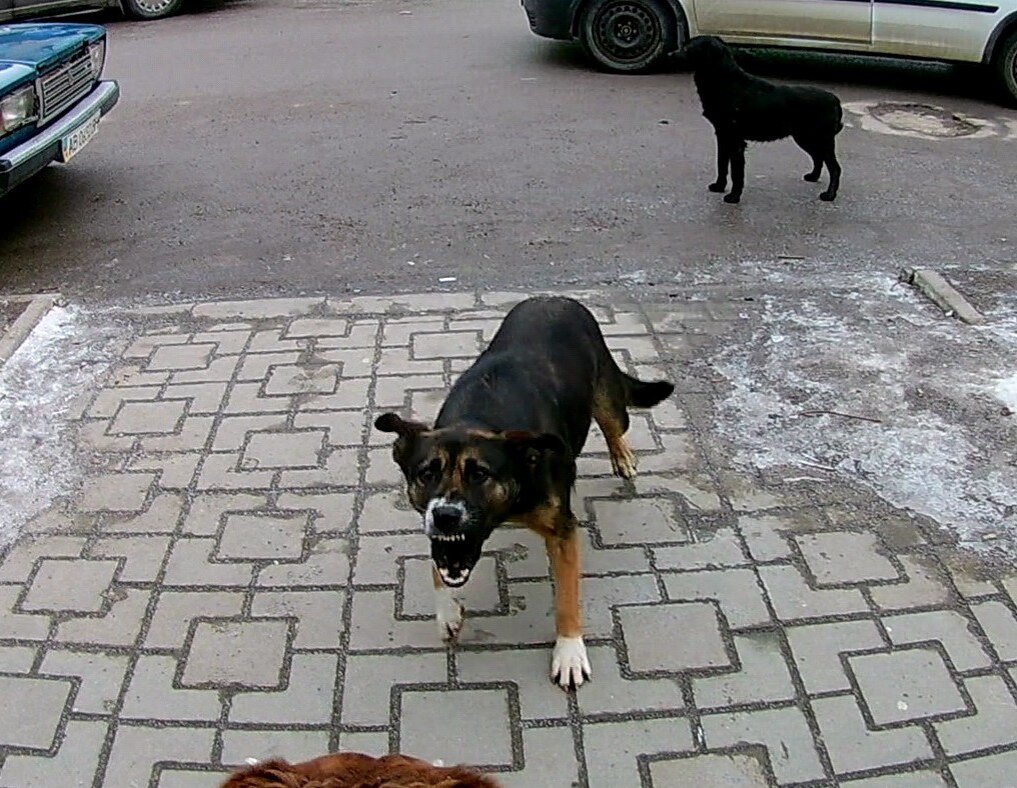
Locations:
623;374;675;408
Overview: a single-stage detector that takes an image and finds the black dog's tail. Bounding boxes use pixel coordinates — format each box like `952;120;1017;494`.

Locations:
623;374;675;408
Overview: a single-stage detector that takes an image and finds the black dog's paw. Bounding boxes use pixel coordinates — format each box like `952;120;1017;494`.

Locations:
723;193;741;204
708;182;727;193
819;191;837;202
803;172;821;182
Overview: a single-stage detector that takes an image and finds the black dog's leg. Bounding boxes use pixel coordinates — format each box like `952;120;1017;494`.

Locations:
819;140;841;202
724;140;746;204
709;133;729;193
793;134;825;182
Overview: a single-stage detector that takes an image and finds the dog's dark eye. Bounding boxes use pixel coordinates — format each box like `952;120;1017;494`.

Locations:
416;460;440;484
466;463;491;484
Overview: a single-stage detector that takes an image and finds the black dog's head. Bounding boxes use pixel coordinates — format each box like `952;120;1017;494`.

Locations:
683;35;734;69
375;413;564;588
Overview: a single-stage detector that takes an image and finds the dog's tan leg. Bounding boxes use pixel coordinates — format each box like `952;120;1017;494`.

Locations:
545;526;591;690
432;564;464;641
593;391;637;480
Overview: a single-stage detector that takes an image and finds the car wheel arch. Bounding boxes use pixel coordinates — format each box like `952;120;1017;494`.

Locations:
983;10;1017;64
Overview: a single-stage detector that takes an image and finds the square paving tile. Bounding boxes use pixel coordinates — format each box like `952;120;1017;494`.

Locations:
796;532;899;585
217;513;307;560
592;498;688;545
619;601;730;672
0;676;72;749
399;688;514;767
242;430;324;469
182;620;289;688
848;648;968;725
649;753;769;786
21;559;118;613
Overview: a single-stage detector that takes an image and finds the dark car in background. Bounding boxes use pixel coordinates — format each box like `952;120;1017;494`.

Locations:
2;0;182;22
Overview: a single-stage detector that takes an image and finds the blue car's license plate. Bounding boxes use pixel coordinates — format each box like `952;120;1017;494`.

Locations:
60;110;101;163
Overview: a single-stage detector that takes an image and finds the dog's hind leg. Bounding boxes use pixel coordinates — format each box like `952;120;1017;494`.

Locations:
593;388;636;480
794;134;825;182
724;140;746;204
709;132;732;193
819;140;841;201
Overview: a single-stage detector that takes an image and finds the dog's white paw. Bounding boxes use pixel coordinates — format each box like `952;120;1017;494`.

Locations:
551;636;591;691
611;448;637;480
434;585;464;642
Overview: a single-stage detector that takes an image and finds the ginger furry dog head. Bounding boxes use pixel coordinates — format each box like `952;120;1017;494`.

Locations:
221;752;500;788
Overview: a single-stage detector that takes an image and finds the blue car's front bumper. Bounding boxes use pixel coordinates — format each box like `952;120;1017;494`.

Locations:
0;79;119;197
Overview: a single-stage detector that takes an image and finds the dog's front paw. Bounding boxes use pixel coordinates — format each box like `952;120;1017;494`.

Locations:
708;181;727;193
611;447;637;480
551;636;591;691
723;193;741;204
819;191;837;202
435;588;464;642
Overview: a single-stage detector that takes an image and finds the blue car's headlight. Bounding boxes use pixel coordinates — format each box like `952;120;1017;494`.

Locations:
0;85;37;136
88;40;106;80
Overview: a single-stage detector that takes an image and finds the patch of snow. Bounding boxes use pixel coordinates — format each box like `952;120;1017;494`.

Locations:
0;306;124;547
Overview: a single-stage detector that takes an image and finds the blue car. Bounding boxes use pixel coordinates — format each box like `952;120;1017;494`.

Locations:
0;23;119;198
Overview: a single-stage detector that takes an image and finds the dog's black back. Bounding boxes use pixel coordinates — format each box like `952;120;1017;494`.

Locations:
685;35;843;202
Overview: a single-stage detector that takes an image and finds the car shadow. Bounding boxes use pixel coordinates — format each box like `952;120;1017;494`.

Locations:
534;40;1002;106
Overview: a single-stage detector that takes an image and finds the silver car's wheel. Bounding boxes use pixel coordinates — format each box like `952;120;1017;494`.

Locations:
995;32;1017;107
124;0;183;20
580;0;675;73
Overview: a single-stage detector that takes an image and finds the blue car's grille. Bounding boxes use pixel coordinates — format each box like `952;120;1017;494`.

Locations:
38;50;94;126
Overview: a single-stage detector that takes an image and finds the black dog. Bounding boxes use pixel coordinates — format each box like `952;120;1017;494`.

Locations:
375;297;673;690
684;35;843;203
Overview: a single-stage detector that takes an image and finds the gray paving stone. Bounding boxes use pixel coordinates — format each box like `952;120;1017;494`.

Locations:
581;573;662;636
229;653;337;724
163;537;254;586
281;447;360;488
663;568;771;628
703;706;826;784
250;590;345;649
591;497;688;545
285;317;349;337
110;399;187;435
220;729;331;767
934;674;1017;756
212;415;289;450
813;694;933;775
53;588;150;646
157;768;233;787
163;381;228;413
121;655;221;721
147;343;214;370
41;649;130;715
738;515;794;561
849;649;968;725
399;688;514;767
842;773;949;788
885;610;992;671
217;513;307;560
402;556;501;616
796;531;899;585
0;535;86;582
79;472;154;512
455;649;561;722
971;600;1017;662
652;528;749;571
182;620;289;688
243;430;325;469
0;675;72;749
412;330;481;359
342;652;446;726
498;726;579;788
104;492;184;534
648;753;769;787
0;644;36;672
264;364;340;395
146;590;245;648
0;719;106;787
578;644;685;717
22;558;118;613
91;535;171;582
759;564;869;621
950;750;1017;787
101;725;214;787
619;601;731;673
786;619;885;694
869;556;951;611
256;537;350;587
584;718;694;788
693;632;796;709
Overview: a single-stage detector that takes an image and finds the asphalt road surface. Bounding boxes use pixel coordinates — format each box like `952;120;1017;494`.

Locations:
1;0;1015;302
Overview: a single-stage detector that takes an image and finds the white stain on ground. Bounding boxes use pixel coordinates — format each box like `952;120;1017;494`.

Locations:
0;306;124;546
712;269;1017;555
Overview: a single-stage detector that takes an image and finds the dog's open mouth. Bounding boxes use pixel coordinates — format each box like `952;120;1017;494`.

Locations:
430;535;483;588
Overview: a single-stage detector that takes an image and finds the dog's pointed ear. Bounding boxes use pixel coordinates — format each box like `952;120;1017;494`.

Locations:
502;430;567;458
374;412;429;437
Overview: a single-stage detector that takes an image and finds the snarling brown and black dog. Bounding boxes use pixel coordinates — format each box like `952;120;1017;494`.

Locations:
375;297;674;690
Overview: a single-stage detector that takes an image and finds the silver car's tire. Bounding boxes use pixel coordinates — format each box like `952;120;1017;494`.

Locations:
580;0;676;73
995;32;1017;107
123;0;183;20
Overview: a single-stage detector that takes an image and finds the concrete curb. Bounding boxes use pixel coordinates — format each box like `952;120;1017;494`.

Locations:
900;268;985;325
0;293;59;365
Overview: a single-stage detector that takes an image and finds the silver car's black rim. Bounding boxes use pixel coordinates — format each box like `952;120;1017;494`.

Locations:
593;2;661;65
133;0;174;13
